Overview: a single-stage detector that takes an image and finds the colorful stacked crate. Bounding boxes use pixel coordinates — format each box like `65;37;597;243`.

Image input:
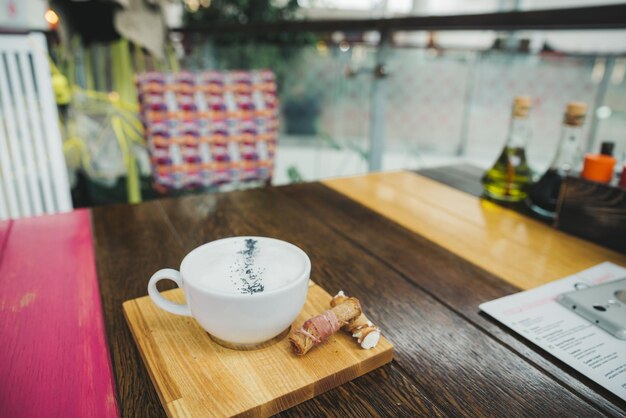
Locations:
136;70;278;192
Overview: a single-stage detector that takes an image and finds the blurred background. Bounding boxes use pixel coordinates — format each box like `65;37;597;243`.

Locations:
1;0;625;205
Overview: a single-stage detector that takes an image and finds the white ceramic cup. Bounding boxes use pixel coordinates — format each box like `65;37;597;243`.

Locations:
148;236;311;347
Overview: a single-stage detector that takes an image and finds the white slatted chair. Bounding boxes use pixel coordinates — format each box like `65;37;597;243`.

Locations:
0;33;72;220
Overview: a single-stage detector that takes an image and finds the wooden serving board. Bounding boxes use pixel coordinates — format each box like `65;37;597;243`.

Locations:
123;282;393;418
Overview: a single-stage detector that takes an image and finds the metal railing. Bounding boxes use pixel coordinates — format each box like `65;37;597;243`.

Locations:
172;4;626;34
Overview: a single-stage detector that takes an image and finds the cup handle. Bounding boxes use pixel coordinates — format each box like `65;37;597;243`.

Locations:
148;268;192;316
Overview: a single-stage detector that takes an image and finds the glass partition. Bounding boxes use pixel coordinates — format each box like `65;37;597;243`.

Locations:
179;30;625;185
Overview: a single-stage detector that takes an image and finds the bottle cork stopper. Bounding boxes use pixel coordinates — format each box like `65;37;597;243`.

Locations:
564;102;587;126
512;96;531;118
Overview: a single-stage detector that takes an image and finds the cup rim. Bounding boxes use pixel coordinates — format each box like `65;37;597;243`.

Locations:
180;236;311;299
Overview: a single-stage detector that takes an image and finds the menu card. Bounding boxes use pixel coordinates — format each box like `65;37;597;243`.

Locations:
480;262;626;401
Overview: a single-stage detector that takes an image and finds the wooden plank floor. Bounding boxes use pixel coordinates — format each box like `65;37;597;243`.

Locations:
92;182;625;417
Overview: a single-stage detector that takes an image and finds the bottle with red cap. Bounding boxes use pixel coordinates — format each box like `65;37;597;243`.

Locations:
581;142;617;184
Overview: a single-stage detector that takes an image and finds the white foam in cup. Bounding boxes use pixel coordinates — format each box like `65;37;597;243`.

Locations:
188;237;309;295
148;237;311;347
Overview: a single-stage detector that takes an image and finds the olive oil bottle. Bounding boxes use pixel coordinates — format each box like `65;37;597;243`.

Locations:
482;96;533;202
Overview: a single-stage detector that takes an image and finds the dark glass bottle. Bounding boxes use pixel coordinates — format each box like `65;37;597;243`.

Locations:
482;96;533;202
620;149;626;189
527;102;587;218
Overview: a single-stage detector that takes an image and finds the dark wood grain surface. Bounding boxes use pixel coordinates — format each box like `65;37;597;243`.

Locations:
92;178;626;417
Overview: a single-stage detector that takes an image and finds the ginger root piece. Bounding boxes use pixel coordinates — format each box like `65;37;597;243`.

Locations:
289;297;361;355
331;291;381;349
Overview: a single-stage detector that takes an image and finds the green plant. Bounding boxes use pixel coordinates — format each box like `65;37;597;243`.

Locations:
185;0;300;24
287;165;305;183
183;0;315;84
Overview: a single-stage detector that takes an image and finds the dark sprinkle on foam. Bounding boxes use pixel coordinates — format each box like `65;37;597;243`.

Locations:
230;238;265;295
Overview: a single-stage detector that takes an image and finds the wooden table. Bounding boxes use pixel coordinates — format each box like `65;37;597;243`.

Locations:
2;169;626;417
